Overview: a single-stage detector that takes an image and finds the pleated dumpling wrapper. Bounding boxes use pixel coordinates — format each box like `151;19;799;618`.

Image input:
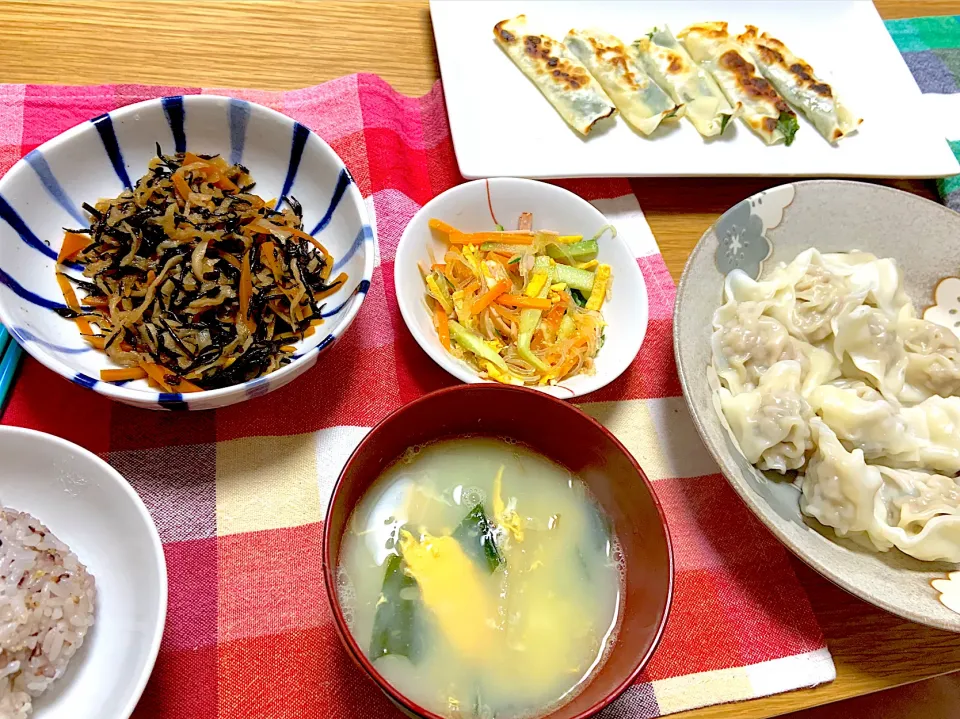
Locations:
679;22;799;145
564;27;683;136
632;26;739;138
738;25;861;144
494;14;618;136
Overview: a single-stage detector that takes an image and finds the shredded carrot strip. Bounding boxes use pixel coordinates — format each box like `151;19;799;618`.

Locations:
239;249;253;330
553;335;590;378
139;362;173;392
260;241;283;282
56;272;94;335
174;376;204;393
449;231;534;245
434;300;451;349
138;362;203;393
100;367;148;382
542;302;567;333
58;231;92;263
496;295;551;310
431;263;446;272
471;279;511;315
464;280;480;296
315;272;348;300
429;218;460;237
56;272;80;311
183;152;239;191
303;325;317;338
172;169;192;200
279;345;297;353
289;228;333;273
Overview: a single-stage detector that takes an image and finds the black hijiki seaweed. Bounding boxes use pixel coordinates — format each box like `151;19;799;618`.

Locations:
60;148;344;391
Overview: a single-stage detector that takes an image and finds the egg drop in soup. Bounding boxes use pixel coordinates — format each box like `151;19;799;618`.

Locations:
337;437;623;719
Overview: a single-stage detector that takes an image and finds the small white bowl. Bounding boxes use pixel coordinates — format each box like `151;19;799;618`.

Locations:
0;95;373;410
0;426;167;718
394;178;648;398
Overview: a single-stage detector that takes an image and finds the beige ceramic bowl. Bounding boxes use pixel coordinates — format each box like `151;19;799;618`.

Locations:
674;180;960;633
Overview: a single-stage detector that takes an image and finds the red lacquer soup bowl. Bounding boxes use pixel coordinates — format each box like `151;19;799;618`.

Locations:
322;383;673;719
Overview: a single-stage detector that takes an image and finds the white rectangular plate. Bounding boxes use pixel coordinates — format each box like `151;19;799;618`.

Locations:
430;0;960;179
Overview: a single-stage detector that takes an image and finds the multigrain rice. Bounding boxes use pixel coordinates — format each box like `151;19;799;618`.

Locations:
0;509;95;719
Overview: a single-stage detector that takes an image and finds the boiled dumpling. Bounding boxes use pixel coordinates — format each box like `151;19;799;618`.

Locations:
875;466;960;562
800;418;889;546
898;315;960;402
792;339;842;398
712;246;960;563
808;381;916;463
712;301;794;395
900;395;960;475
719;360;812;473
810;384;960;475
801;421;960;560
712;301;839;396
767;261;859;342
723;249;863;343
819;251;913;321
831;306;907;401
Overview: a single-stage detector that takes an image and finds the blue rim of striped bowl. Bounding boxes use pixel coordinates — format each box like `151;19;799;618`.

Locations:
0;95;375;410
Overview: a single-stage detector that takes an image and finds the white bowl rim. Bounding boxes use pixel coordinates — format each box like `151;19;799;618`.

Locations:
394;177;647;399
0;94;375;407
0;425;168;718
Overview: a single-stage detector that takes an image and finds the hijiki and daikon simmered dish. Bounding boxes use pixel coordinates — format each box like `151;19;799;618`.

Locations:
338;438;622;719
0;508;95;719
54;149;345;392
712;249;960;562
421;211;612;386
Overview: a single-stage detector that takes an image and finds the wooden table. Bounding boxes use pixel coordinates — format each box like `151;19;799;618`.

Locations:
2;1;960;717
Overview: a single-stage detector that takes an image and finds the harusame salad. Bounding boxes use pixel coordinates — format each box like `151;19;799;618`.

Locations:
422;211;613;386
54;148;345;392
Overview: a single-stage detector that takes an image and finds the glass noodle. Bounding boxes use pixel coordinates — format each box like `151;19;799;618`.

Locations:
420;182;614;386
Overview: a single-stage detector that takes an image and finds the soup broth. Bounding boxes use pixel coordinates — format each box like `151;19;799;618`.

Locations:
337;437;622;719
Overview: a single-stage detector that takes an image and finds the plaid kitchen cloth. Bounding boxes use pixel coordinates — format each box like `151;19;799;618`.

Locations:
0;76;833;717
888;14;960;209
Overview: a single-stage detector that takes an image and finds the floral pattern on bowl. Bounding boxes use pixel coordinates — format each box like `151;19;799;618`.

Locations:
933;571;960;615
713;184;796;280
924;277;960;339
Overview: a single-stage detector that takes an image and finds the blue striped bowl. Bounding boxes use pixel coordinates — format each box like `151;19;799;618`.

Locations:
0;95;373;411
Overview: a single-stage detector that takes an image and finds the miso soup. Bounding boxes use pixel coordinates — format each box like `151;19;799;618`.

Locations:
337;437;622;719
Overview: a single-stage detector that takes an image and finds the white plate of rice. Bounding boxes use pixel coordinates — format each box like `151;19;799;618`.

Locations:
0;427;166;718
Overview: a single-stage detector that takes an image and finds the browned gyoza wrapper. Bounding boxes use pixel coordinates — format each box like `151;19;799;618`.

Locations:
738;25;861;143
494;14;617;136
679;22;799;145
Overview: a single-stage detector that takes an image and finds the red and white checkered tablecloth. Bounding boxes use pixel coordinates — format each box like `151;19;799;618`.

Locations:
0;74;834;718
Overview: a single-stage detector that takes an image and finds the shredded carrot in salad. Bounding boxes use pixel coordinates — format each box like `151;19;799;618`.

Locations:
421;212;615;386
